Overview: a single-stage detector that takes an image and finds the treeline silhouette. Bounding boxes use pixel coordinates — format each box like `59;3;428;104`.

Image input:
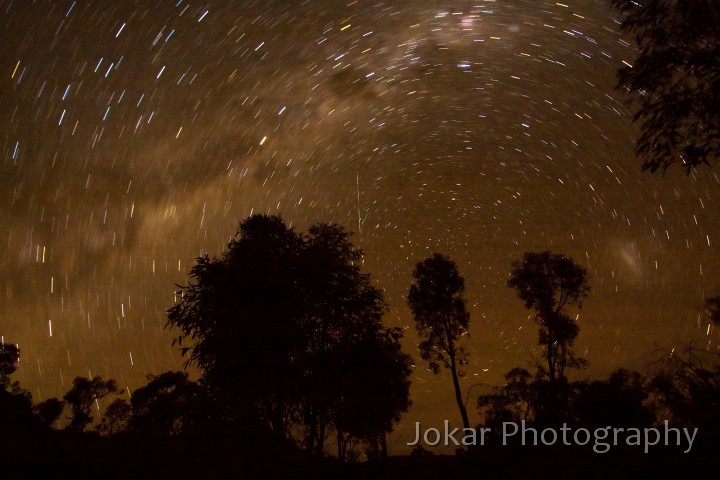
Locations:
1;214;719;479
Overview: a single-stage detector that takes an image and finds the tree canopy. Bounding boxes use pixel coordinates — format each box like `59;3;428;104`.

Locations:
63;376;118;432
166;214;411;459
127;371;208;437
0;342;19;390
611;0;720;174
478;367;654;432
168;214;306;431
507;251;590;385
705;294;720;326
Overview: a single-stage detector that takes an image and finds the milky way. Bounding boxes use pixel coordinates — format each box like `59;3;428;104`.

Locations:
2;0;719;450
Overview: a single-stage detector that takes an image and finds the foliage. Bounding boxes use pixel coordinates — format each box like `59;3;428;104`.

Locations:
296;223;414;460
648;345;720;432
408;253;471;430
0;342;19;390
479;368;654;430
34;397;65;428
167;214;412;459
128;371;208;437
611;0;720;174
0;388;38;434
168;214;307;431
332;327;413;459
63;376;118;432
705;294;720;326
477;368;537;430
97;398;132;436
507;251;590;384
573;369;654;427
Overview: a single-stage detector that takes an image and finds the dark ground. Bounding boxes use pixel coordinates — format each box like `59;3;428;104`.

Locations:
2;429;718;480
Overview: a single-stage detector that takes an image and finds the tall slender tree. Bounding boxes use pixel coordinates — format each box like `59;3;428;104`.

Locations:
507;251;590;385
408;253;471;430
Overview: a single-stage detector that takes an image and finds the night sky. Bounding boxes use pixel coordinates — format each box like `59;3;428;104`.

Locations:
2;0;719;452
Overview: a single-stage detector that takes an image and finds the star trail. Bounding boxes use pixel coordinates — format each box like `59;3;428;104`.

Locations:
2;0;719;448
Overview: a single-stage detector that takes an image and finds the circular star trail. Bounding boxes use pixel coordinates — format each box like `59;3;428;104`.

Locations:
2;0;719;450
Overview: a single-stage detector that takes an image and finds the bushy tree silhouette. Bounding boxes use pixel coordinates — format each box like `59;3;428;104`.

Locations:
611;0;720;174
34;397;65;428
479;368;654;431
97;398;131;436
649;345;720;434
298;223;412;459
333;327;412;459
63;376;118;432
0;342;19;390
167;214;412;459
478;368;537;430
0;341;40;435
573;368;654;428
408;253;471;430
168;214;306;433
128;371;208;437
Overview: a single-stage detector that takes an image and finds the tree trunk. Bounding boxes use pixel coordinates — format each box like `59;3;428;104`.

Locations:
316;415;326;456
449;353;470;430
305;409;318;454
337;429;346;463
546;325;556;385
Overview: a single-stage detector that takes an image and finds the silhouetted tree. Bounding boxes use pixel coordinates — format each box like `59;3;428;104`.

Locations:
299;223;412;461
129;371;207;437
640;297;720;435
0;388;38;435
507;251;590;386
0;342;19;390
611;0;720;174
300;223;383;457
0;341;39;435
63;376;118;432
334;327;412;459
705;294;720;326
480;367;654;431
168;214;307;435
34;397;65;428
97;398;131;436
649;345;720;434
167;214;412;459
478;367;537;430
573;369;654;427
408;253;471;430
